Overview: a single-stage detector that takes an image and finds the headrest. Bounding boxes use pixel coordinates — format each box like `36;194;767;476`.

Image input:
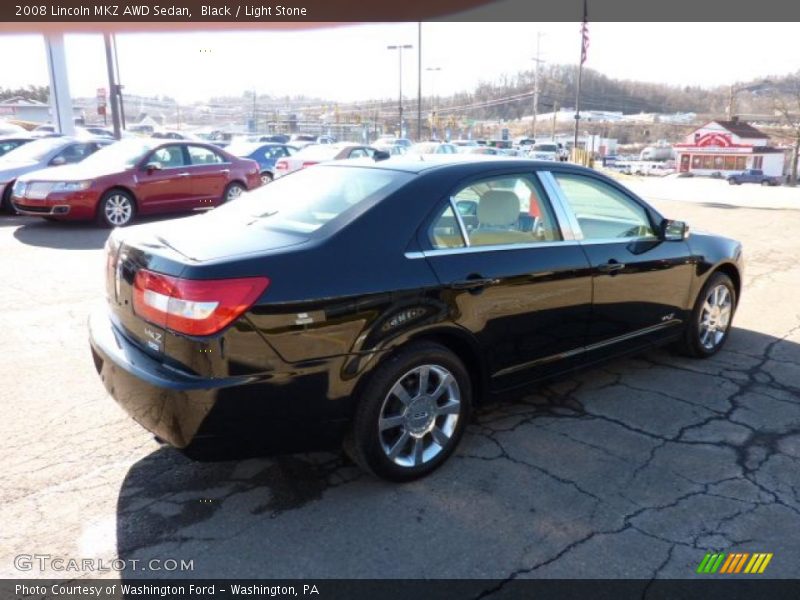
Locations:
477;190;520;227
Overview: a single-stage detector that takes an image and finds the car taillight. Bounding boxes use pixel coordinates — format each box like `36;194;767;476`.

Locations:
275;160;288;170
132;269;269;336
301;161;319;168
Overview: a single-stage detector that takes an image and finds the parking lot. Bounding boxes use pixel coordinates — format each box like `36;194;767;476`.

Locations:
1;177;799;583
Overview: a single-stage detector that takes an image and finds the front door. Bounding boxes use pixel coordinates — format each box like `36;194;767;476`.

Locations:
680;154;690;173
421;172;593;390
548;171;694;356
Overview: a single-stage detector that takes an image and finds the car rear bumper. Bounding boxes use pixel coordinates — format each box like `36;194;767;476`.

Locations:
88;309;351;452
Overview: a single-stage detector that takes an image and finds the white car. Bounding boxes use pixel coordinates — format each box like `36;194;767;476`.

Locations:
528;142;559;161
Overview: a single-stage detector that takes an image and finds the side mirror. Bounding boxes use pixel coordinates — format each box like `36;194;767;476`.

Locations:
661;219;689;241
50;156;66;166
144;162;162;173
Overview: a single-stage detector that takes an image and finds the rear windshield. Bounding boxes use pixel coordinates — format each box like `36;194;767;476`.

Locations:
213;165;412;234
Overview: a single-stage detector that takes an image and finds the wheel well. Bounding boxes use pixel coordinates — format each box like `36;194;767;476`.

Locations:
407;330;486;402
714;263;741;303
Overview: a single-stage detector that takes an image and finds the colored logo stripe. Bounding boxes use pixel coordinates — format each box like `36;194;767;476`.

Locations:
697;552;773;575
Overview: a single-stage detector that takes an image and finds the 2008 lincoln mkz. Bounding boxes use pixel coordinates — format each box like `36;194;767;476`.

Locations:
90;156;743;481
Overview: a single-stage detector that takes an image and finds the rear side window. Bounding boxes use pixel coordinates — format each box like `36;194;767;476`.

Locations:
188;145;225;165
214;166;412;234
429;174;562;249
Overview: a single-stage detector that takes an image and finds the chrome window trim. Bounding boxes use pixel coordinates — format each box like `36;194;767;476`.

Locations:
405;239;581;259
577;236;660;245
537;171;584;241
449;196;471;247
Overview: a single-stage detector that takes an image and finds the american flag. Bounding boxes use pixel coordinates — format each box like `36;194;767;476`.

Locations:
580;0;589;65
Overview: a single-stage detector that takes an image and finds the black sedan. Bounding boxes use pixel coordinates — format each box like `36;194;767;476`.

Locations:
90;157;743;481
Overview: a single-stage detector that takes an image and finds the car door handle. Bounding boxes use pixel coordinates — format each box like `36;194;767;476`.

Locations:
219;169;230;174
597;260;625;274
451;276;498;291
177;172;190;177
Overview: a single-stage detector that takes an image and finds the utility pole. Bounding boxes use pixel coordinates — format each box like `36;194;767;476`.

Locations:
387;44;413;138
532;31;544;139
727;84;736;120
551;100;558;140
426;67;441;140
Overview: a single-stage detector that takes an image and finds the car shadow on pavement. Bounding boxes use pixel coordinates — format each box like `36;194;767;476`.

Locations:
11;214;187;250
114;326;800;579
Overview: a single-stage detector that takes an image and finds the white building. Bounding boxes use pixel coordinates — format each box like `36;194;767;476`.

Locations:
674;118;785;177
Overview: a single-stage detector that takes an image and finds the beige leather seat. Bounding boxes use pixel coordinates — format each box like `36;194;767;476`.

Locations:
470;190;533;246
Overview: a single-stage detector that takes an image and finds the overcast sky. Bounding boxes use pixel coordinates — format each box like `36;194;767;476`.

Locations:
1;23;799;104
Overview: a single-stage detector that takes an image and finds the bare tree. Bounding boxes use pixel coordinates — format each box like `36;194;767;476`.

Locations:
769;76;800;186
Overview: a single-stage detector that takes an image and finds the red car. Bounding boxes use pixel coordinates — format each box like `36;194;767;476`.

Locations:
11;139;261;227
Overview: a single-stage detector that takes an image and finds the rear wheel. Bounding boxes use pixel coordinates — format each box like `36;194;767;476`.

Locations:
2;182;16;214
222;182;245;203
97;190;136;228
675;272;736;358
345;342;472;481
260;172;273;185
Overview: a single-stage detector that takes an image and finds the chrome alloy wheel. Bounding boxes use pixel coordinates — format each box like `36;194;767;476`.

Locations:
699;284;733;350
226;184;244;201
104;194;133;226
378;364;461;468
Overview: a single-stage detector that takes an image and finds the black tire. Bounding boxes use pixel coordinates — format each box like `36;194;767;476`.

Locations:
728;179;736;185
222;181;245;204
675;272;736;358
345;341;472;482
97;189;136;228
2;182;16;214
260;172;273;185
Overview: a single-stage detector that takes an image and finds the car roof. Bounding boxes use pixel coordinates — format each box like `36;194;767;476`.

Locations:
322;154;586;175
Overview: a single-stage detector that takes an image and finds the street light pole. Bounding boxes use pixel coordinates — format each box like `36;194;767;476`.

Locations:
387;44;412;138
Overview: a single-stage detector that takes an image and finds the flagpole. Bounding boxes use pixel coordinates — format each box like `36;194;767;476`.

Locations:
573;0;588;153
573;58;583;151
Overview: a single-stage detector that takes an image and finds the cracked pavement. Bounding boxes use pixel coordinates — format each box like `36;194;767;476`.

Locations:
1;179;799;583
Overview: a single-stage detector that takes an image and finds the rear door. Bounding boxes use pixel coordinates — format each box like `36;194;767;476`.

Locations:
546;170;694;355
420;171;593;390
135;144;194;213
186;144;231;207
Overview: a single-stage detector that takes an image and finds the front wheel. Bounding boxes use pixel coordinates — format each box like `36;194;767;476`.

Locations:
260;172;273;185
345;342;472;481
675;272;736;358
97;190;136;228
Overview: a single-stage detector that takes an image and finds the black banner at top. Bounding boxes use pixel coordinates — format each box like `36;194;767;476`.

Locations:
1;0;800;25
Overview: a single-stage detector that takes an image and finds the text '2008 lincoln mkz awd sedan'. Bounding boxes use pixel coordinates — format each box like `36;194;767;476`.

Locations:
90;156;743;481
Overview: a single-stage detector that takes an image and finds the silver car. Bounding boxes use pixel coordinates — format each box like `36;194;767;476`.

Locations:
0;137;113;212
